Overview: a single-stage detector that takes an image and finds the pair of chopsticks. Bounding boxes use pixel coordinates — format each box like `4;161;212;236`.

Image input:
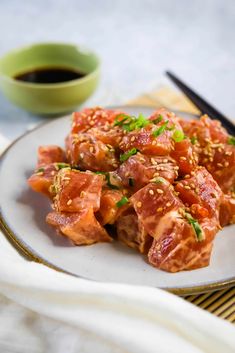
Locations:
166;71;235;136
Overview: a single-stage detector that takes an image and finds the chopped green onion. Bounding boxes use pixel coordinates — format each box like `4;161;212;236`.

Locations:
172;129;185;142
190;136;198;145
55;163;70;170
166;124;175;131
94;171;119;189
152;120;169;137
114;113;149;132
128;178;135;187
35;167;44;174
185;212;204;241
153;177;166;184
114;114;133;127
152;114;163;124
116;196;129;208
228;136;235;145
120;148;138;162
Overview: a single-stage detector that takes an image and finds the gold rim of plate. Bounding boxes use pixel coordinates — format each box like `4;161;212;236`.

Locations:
0;107;234;296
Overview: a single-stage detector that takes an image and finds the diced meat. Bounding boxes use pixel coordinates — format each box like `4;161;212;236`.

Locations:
71;107;123;134
170;139;198;175
46;208;111;245
119;108;185;156
97;189;127;225
180;115;235;193
180;114;228;145
87;125;124;148
130;180;182;237
200;144;235;193
130;180;220;272
66;133;119;171
119;125;174;156
116;210;152;254
53;169;104;212
219;193;235;226
149;108;183;131
175;167;222;218
148;214;218;272
117;153;178;191
37;145;66;167
28;164;58;197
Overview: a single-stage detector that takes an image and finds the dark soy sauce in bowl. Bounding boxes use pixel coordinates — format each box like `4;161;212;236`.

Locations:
14;67;86;84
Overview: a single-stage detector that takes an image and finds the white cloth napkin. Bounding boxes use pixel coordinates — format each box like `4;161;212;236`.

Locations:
0;133;235;353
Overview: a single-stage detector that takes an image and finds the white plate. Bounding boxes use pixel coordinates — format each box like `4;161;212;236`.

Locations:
0;106;234;294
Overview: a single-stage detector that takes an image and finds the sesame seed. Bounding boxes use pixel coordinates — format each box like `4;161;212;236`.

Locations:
209;157;213;162
154;172;160;177
152;140;157;145
184;174;190;179
89;146;94;153
166;202;171;207
80;191;86;198
130;136;136;142
224;161;229;167
217;163;223;167
157;207;163;212
137;201;142;208
184;185;191;190
225;151;232;156
149;189;154;195
80;153;84;159
156;188;164;194
67;199;72;205
163;159;168;163
195;187;200;193
180;156;187;161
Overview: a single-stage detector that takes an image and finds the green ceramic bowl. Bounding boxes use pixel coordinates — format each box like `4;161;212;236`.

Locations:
0;43;100;115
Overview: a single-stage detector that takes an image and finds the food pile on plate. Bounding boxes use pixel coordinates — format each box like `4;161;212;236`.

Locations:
28;107;235;272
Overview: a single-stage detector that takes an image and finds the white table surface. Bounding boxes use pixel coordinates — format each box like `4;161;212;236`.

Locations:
0;0;234;140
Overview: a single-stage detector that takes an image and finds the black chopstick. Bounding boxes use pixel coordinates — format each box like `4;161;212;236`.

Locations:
165;71;235;136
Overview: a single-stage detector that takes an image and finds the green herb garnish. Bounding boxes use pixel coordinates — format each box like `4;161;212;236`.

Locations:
35;167;44;174
116;196;129;208
128;178;135;187
152;114;163;124
55;163;70;170
190;136;198;145
166;124;175;131
152;120;169;137
228;136;235;145
153;177;166;184
120;148;138;162
95;171;119;189
172;129;185;142
185;212;204;241
114;114;133;127
114;113;149;132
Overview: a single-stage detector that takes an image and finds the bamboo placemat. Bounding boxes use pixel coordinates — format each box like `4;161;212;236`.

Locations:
127;86;235;324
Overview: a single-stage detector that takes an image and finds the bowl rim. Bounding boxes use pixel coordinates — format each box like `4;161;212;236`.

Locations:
0;41;101;89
